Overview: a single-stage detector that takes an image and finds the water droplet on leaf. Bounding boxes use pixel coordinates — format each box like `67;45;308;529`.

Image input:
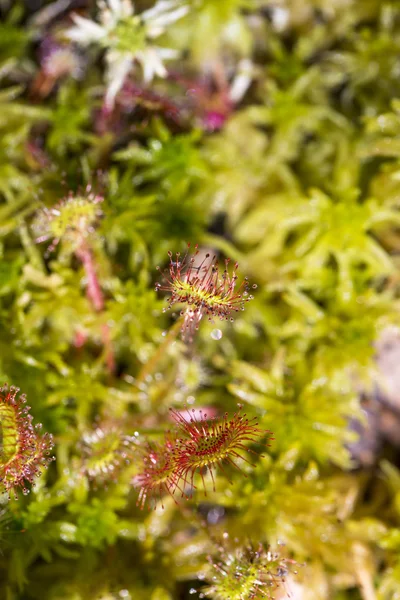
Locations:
211;329;223;340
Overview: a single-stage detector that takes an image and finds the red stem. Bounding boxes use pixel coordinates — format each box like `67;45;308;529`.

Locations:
76;242;104;312
76;242;115;374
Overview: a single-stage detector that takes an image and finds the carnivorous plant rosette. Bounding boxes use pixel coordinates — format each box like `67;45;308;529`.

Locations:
204;540;299;600
155;244;256;341
0;384;54;498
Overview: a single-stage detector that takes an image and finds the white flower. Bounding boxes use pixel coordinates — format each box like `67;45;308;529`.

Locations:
228;58;254;104
105;52;133;106
142;0;189;36
66;0;188;107
66;15;106;44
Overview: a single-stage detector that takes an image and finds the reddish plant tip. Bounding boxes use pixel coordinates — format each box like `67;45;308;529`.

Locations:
0;384;54;499
155;244;256;341
134;406;272;510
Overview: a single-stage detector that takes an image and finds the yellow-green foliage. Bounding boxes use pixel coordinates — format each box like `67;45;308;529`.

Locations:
1;1;400;599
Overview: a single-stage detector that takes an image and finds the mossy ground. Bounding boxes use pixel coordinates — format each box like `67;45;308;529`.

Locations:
1;1;400;598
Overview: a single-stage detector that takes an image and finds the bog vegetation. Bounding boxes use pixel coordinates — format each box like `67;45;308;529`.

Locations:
1;1;400;599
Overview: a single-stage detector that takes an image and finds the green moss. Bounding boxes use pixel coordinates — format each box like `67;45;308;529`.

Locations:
1;0;400;598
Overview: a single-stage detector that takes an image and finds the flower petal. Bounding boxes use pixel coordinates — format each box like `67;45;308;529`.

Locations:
66;14;106;43
105;53;133;107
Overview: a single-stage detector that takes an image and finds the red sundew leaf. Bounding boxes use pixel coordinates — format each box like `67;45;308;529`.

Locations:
169;405;273;497
134;406;273;510
0;384;54;498
133;436;183;511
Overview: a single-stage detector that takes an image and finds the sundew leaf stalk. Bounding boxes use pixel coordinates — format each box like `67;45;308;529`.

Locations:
34;188;115;373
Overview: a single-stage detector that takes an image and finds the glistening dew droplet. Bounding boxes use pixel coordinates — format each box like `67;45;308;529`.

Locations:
211;329;223;340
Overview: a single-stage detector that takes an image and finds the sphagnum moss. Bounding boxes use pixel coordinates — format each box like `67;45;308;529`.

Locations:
2;0;400;598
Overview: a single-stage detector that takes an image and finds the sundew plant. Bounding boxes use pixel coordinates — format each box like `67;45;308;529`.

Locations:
3;0;400;598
